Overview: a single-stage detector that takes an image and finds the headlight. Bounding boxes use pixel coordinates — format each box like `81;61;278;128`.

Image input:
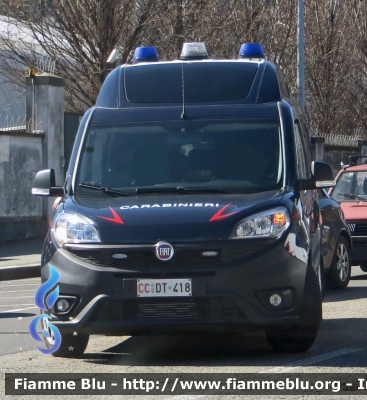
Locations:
230;207;290;239
51;213;101;245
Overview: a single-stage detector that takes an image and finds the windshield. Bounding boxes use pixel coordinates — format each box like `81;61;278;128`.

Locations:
331;170;367;202
75;119;283;196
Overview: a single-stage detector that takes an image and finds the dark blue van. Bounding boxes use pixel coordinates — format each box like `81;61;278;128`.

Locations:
32;43;335;357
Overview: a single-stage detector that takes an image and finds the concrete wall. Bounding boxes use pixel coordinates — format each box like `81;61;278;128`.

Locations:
312;136;367;176
0;132;47;242
25;74;65;184
0;73;64;243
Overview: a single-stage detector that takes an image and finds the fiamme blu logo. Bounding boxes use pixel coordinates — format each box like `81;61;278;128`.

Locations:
29;265;62;354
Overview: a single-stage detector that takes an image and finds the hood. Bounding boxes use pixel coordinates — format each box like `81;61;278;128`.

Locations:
339;201;367;221
60;191;285;243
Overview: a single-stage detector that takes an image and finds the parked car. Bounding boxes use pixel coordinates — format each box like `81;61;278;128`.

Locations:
329;157;367;273
318;189;352;290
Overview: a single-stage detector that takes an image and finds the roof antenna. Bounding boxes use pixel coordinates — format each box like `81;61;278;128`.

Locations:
181;64;187;119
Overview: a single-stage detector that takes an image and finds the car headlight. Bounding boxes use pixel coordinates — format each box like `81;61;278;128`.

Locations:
230;207;290;239
51;213;101;245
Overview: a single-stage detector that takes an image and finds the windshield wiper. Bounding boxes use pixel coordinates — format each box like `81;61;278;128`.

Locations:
338;192;366;201
79;182;130;197
136;186;231;195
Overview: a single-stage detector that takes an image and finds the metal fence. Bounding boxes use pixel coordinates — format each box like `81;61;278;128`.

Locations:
317;133;362;148
0;114;26;132
0;114;43;133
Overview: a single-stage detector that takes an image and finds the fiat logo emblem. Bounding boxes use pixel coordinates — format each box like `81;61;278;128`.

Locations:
155;241;174;261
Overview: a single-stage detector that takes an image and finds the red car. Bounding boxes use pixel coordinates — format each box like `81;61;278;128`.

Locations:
330;157;367;274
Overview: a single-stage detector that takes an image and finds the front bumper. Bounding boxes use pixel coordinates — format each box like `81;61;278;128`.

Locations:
42;239;307;335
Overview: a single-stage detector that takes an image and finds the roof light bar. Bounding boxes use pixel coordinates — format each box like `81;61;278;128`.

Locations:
238;43;265;60
180;42;209;60
133;46;159;64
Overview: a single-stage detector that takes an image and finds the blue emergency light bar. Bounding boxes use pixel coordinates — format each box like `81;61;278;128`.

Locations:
238;43;265;59
133;46;159;64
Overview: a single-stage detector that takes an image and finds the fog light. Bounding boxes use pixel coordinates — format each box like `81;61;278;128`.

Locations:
56;299;70;312
269;294;282;307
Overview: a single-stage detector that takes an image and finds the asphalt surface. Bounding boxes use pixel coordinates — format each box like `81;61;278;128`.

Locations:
0;238;43;281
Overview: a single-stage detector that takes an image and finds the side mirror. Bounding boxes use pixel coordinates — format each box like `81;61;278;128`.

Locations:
32;169;64;197
297;161;335;190
312;161;335;188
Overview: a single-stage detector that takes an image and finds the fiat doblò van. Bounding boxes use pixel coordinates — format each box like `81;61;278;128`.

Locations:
32;42;335;357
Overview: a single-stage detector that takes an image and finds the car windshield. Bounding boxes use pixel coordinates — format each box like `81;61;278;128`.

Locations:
330;170;367;201
75;119;283;196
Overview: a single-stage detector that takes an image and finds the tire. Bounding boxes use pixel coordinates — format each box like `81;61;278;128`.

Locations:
325;236;351;290
42;317;89;358
360;262;367;273
265;263;322;353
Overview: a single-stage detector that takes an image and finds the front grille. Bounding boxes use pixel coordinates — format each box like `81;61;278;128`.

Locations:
64;240;270;269
91;297;244;322
66;248;221;267
352;224;367;236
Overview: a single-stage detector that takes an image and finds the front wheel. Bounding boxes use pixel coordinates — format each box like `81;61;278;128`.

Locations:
265;263;322;353
325;236;351;290
360;262;367;272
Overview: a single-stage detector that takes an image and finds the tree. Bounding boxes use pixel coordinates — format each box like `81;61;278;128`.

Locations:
0;0;300;114
0;0;366;138
0;0;157;111
349;0;367;136
305;0;363;136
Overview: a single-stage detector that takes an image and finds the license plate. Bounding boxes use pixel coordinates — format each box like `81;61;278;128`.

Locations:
137;278;192;297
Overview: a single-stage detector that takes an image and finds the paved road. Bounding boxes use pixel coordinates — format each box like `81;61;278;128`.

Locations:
0;277;39;355
0;238;42;281
0;239;42;268
1;267;366;399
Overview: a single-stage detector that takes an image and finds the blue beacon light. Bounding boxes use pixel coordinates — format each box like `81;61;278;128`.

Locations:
133;46;159;64
238;43;265;59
